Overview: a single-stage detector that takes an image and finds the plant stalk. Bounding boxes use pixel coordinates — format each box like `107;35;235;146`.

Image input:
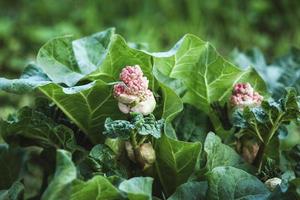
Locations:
253;142;265;173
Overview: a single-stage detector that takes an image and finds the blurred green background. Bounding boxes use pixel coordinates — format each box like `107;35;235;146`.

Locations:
0;0;300;118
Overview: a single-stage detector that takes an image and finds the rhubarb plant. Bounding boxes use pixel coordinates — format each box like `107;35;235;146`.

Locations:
0;28;299;199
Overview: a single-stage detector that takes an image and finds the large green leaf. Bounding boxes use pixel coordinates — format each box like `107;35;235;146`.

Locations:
152;34;266;115
167;181;208;200
0;64;50;94
1;107;78;152
118;177;153;200
41;150;77;200
207;166;270;200
204;132;248;172
172;104;209;142
70;176;122;200
87;34;158;91
39;80;123;143
155;134;201;196
37;28;114;86
72;28;115;75
159;84;183;139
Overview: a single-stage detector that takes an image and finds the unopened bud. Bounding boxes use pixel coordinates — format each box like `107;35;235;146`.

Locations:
230;83;263;108
236;138;259;164
265;177;282;191
124;142;156;170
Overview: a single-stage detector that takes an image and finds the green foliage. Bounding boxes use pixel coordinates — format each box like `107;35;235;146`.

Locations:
206;166;270;200
0;181;24;200
0;28;300;199
172;104;210;142
0;107;79;152
167;181;207;200
0;145;24;190
104;113;164;140
78;144;128;179
154;134;201;196
204;132;248;172
233;88;300;145
41;150;76;200
118;177;153;200
232;48;300;99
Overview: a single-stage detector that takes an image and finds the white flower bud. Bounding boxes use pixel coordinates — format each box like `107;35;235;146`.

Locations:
117;93;139;104
131;93;156;115
125;141;136;162
136;142;156;170
118;102;131;114
265;177;282;191
124;142;156;170
237;139;260;164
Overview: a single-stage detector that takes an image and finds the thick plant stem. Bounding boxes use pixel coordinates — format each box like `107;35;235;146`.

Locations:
253;143;266;173
130;131;142;166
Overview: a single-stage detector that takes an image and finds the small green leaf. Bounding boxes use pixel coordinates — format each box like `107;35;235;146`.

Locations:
133;113;164;139
233;88;300;144
104;118;134;140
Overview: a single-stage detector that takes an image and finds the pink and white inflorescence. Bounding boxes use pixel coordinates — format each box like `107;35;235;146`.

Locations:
113;65;156;115
230;83;263;108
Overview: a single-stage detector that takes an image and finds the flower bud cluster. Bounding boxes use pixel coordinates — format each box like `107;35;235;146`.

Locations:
114;65;156;115
230;83;263;108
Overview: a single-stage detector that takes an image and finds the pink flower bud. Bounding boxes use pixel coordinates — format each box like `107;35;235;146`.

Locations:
114;65;156;115
230;83;263;108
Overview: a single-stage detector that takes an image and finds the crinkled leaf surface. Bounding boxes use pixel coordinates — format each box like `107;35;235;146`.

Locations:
1;107;78;152
119;177;153;200
232;88;300;144
155;134;201;196
103;118;134;140
78;144;128;179
207;166;270;200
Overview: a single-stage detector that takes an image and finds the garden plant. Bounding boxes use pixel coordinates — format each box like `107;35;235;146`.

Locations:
0;28;299;199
